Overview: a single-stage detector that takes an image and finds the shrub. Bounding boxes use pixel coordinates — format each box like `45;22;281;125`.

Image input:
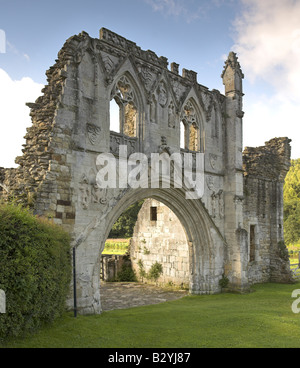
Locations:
0;201;71;341
148;262;163;284
137;259;146;281
115;257;137;282
219;274;229;289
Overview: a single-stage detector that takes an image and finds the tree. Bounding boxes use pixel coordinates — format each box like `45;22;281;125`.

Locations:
284;159;300;245
108;200;144;238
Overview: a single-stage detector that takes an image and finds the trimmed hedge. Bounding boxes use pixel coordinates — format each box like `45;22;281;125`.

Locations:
0;201;71;341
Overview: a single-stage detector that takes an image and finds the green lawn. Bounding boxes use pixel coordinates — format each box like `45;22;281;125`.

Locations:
2;282;300;348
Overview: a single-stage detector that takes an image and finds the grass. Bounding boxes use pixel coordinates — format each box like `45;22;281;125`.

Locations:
102;238;130;255
2;282;300;348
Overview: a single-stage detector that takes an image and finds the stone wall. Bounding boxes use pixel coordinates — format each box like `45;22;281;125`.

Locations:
130;199;189;287
100;254;129;281
243;137;293;283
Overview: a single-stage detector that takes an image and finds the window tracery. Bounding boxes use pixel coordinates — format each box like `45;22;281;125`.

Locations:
110;75;138;138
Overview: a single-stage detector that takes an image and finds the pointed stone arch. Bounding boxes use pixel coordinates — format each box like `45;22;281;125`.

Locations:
109;70;145;148
77;185;226;314
180;96;205;152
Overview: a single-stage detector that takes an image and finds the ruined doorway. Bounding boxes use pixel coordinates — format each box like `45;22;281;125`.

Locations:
100;197;190;311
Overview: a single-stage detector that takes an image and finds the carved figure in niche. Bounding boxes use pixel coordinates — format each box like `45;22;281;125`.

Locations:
87;123;101;145
150;95;157;123
91;184;101;204
211;192;217;218
79;174;90;210
168;101;176;128
92;185;108;205
211;189;224;219
206;175;214;190
141;66;153;91
157;81;168;107
209;154;217;170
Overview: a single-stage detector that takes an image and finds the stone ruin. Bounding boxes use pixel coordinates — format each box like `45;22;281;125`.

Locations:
0;28;293;314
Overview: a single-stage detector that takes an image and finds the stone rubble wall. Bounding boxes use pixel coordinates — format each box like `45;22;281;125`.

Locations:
243;137;293;283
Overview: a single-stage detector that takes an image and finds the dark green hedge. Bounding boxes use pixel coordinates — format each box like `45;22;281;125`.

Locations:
0;202;71;341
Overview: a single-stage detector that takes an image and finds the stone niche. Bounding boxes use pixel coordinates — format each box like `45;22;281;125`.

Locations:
130;199;190;287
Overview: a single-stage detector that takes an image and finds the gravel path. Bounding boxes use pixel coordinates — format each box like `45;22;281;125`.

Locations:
100;282;189;311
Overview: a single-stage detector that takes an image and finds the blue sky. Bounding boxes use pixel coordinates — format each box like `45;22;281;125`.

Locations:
0;0;300;167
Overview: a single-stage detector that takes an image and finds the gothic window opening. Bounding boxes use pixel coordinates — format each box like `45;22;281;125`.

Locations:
181;99;200;152
150;206;157;221
110;75;138;138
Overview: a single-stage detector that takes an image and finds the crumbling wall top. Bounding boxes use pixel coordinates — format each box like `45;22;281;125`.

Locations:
243;137;291;181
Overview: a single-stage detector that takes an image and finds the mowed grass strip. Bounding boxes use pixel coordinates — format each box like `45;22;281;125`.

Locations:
102;239;130;255
2;282;300;348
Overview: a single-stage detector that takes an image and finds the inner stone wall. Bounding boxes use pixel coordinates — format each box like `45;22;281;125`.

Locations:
130;199;190;287
243;137;292;283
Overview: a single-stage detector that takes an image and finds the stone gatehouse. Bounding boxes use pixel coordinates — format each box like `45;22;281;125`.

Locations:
0;28;293;314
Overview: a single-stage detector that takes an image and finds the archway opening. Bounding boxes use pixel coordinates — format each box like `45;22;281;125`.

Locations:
100;197;190;311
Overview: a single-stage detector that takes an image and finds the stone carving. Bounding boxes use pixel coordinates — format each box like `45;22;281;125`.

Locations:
150;95;157;124
87;123;101;145
113;75;135;104
79;174;90;210
102;54;114;74
79;172;121;211
209;154;217;170
199;89;214;122
170;78;185;103
110;132;137;156
157;81;168;107
168;101;176;128
182;99;198;126
206;175;214;190
211;190;224;219
140;65;155;91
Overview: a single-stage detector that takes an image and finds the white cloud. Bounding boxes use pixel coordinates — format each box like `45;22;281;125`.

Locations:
243;93;300;159
0;68;43;168
232;0;300;158
233;0;300;101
